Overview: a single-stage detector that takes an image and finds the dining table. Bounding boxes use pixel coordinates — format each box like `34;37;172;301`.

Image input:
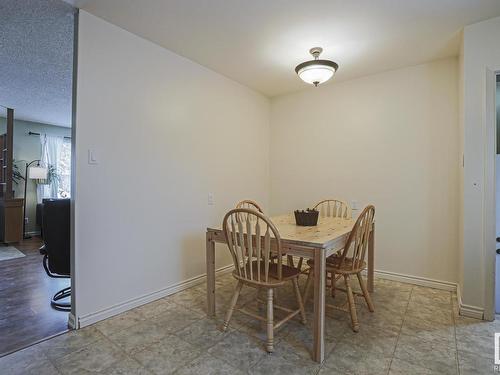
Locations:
205;213;375;363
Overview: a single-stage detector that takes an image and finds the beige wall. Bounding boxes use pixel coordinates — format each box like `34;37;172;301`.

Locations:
270;58;459;284
75;11;270;323
75;11;465;325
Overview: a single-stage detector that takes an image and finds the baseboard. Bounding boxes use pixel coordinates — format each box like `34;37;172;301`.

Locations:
25;230;41;237
76;264;234;328
456;286;484;320
369;269;487;319
368;269;457;292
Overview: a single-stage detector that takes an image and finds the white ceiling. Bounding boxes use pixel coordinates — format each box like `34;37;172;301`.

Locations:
0;0;75;127
67;0;500;97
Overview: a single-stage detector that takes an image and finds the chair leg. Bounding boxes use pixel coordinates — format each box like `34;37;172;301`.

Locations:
331;271;336;298
303;269;313;304
357;273;374;312
292;278;307;324
51;286;71;311
297;257;303;271
344;274;359;332
266;288;274;353
222;281;243;331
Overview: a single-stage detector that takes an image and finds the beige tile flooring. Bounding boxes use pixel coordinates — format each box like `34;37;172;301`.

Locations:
0;272;497;374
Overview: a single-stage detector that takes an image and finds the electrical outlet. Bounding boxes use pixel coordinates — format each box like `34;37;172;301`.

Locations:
208;193;215;205
351;200;359;210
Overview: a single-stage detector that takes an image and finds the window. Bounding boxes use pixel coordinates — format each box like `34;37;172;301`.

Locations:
38;135;71;201
58;139;71;198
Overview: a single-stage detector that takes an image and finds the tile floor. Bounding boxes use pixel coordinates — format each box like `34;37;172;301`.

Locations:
0;273;497;374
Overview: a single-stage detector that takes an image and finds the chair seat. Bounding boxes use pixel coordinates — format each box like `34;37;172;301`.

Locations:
233;260;301;285
307;255;366;274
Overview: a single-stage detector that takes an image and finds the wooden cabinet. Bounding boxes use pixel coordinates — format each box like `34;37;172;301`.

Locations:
0;108;23;243
0;198;23;243
0;133;7;186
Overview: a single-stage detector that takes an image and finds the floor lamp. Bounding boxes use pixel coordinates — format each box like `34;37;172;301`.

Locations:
23;160;47;240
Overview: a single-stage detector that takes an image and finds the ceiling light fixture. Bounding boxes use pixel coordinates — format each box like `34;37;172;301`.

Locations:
295;47;338;87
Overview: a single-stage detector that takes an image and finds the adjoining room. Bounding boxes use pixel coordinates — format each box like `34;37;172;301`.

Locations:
0;0;75;356
2;1;500;374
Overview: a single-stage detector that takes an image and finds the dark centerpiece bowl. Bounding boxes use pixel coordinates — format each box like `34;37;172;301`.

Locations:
294;208;319;226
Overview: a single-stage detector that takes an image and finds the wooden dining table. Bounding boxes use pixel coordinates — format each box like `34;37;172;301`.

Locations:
205;213;375;363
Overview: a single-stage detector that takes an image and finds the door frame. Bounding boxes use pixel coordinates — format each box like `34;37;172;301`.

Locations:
484;68;498;321
68;8;79;329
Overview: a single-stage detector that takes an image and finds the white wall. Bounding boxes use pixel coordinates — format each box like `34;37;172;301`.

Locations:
270;58;459;284
75;11;270;323
461;16;500;314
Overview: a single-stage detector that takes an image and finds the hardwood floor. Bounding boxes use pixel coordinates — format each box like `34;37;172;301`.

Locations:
0;237;70;357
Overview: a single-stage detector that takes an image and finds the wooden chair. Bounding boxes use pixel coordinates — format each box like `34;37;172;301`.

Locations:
312;200;352;292
235;200;283;265
303;205;375;332
293;199;352;272
221;208;307;353
314;199;351;219
235;199;263;212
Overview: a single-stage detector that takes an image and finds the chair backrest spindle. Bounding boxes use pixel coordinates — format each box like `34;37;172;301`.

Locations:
235;200;263;212
314;199;352;219
337;205;375;270
223;208;282;285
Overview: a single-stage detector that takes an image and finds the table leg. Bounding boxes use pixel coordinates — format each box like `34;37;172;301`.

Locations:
313;247;326;363
368;223;375;293
206;232;216;317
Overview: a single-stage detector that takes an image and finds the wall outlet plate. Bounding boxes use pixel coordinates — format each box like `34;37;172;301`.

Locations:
351;200;359;210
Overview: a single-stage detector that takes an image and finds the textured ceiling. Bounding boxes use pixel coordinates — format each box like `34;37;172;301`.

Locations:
0;0;75;127
68;0;500;97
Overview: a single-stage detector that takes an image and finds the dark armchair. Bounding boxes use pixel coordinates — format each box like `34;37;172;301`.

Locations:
41;199;71;311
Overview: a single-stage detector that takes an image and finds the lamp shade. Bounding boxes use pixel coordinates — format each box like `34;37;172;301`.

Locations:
28;166;48;180
295;47;339;87
295;61;337;86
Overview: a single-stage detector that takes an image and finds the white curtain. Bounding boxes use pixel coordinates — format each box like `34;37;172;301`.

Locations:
37;134;63;203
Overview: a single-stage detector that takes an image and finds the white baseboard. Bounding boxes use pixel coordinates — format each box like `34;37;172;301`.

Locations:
456;286;484;320
370;269;485;320
367;269;457;292
75;264;486;327
76;264;234;328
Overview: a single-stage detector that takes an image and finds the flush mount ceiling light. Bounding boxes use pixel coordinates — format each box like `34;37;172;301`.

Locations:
295;47;339;87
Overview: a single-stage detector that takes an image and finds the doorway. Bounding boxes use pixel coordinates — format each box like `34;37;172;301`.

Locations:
0;0;76;356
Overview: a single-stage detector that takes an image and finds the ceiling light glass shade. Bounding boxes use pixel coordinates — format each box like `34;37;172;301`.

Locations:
295;47;339;87
295;60;338;86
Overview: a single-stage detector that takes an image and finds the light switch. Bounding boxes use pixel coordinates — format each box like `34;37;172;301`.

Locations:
208;193;215;205
88;149;98;165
